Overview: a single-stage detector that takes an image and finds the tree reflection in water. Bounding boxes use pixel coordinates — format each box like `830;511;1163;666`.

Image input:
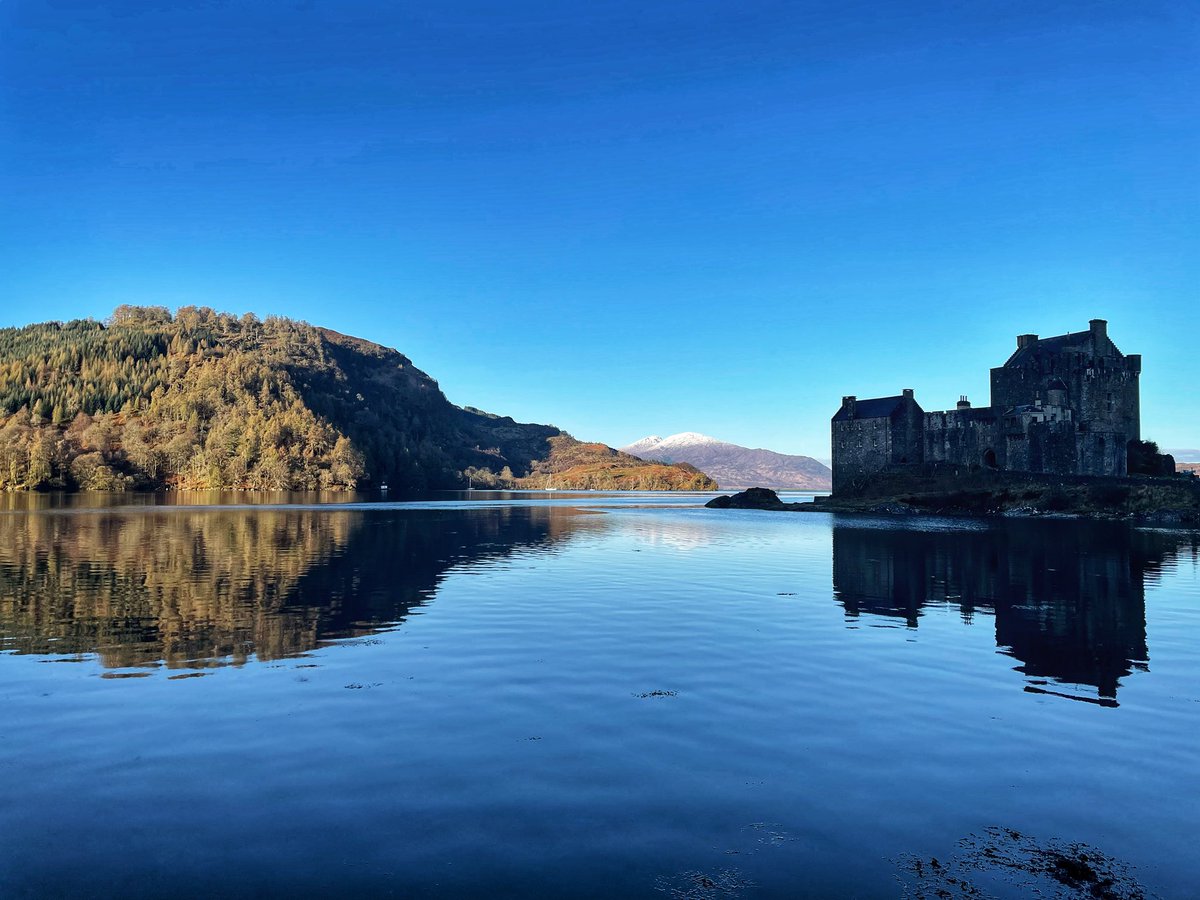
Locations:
0;505;597;668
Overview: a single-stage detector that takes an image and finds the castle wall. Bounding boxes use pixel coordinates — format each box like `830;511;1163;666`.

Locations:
1078;366;1140;444
1077;430;1128;477
832;417;893;493
1017;419;1079;474
923;409;1004;469
893;400;925;467
841;402;1126;485
992;362;1140;444
831;393;924;492
990;321;1140;445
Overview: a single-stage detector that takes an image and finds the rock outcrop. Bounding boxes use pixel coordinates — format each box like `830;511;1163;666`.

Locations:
705;487;799;510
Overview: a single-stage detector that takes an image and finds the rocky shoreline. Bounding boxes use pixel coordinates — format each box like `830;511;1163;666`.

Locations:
705;479;1200;527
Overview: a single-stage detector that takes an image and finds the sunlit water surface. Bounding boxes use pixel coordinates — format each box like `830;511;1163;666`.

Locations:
1;491;1197;898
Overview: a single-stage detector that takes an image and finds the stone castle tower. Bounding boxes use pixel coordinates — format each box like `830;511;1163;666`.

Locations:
831;320;1141;492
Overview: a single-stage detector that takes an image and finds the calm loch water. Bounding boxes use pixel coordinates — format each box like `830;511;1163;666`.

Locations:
1;493;1197;898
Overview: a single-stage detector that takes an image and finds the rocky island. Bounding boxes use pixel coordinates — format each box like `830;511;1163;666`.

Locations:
708;319;1199;526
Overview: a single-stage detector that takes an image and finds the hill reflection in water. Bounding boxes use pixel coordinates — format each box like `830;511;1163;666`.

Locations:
0;505;599;668
832;519;1198;705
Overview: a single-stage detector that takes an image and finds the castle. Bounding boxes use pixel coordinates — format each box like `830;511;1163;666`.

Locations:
831;319;1141;493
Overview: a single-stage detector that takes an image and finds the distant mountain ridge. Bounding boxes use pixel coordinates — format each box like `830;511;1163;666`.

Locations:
1171;449;1200;475
621;433;832;490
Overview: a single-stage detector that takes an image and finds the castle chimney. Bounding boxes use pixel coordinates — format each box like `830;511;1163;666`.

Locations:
902;388;914;399
1017;334;1038;349
1089;319;1108;341
842;395;857;418
957;395;971;410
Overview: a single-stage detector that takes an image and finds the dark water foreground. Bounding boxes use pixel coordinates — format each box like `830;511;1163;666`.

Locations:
1;492;1197;898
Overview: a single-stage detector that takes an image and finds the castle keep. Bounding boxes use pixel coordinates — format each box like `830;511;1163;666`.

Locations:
831;320;1141;492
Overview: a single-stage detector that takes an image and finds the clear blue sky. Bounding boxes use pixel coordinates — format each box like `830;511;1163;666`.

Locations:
2;1;1196;457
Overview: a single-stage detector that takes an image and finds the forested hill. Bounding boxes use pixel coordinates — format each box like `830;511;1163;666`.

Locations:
0;306;711;492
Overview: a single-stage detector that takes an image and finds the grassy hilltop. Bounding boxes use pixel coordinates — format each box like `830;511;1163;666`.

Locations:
515;435;714;491
0;305;715;492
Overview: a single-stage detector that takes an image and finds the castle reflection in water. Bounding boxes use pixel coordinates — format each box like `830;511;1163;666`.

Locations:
832;519;1199;705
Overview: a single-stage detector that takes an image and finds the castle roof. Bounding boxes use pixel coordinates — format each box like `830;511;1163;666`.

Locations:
1005;330;1090;366
832;395;908;421
1004;327;1124;367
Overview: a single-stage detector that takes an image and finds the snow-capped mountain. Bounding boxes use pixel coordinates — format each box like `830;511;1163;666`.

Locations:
620;433;831;490
624;432;723;456
622;435;665;456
